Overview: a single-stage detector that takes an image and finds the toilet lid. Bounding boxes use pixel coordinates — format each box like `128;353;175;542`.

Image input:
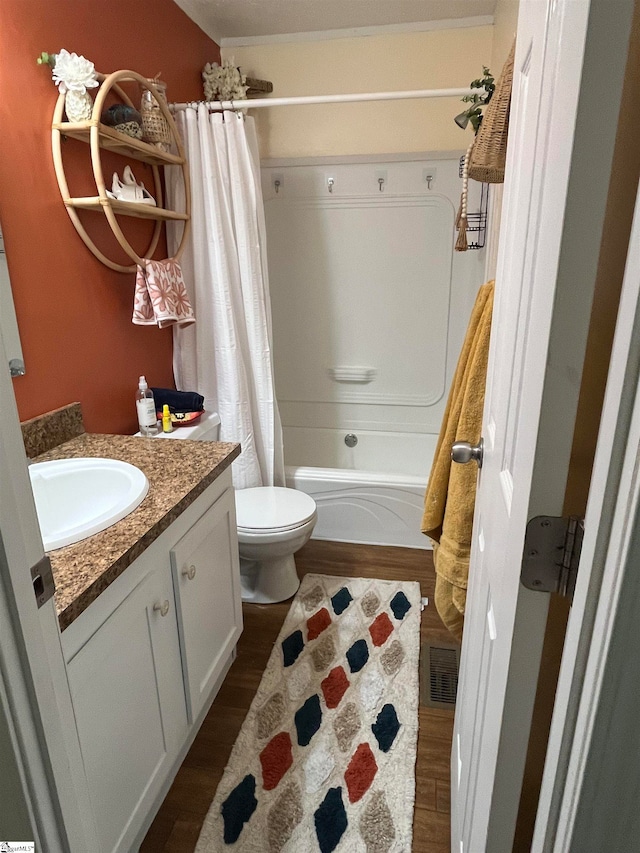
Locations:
236;487;317;533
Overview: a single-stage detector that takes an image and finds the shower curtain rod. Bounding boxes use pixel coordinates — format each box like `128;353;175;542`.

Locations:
171;87;472;111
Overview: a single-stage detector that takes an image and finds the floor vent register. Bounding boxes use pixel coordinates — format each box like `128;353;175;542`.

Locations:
420;642;460;708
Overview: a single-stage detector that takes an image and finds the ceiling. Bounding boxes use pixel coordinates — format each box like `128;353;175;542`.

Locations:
173;0;496;44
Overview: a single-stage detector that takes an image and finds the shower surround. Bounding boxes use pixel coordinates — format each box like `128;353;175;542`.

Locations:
262;156;486;548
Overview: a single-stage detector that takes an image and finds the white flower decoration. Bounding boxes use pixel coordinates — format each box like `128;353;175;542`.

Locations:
202;60;248;101
52;49;99;94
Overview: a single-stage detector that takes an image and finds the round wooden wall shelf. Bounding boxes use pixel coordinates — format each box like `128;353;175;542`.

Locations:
52;69;191;274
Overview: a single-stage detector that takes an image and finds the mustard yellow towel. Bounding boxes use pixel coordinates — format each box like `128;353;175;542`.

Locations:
422;280;495;640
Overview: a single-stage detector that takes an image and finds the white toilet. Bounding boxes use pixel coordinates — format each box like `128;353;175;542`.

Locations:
235;485;317;603
152;411;317;603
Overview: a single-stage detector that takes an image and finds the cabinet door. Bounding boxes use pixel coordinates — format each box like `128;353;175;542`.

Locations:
171;486;243;723
66;566;187;853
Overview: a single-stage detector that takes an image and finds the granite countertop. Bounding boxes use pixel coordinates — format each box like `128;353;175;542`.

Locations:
35;433;240;631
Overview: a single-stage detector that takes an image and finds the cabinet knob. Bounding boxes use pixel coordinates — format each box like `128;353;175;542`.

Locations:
183;564;197;580
153;599;170;617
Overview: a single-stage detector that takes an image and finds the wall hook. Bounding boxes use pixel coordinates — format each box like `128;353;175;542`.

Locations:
425;174;433;190
327;177;334;194
274;179;281;194
378;177;385;192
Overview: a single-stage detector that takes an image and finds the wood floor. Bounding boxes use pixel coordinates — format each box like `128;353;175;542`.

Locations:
141;540;455;852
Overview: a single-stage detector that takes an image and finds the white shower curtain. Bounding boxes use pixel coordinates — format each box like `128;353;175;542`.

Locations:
167;106;285;489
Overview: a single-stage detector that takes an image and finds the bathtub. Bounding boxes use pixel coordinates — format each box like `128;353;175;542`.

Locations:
264;156;480;551
284;429;436;550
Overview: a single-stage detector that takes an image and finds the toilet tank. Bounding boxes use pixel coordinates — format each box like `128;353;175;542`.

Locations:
138;411;221;442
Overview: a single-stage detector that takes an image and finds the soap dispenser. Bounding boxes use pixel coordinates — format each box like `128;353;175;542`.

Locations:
136;376;159;436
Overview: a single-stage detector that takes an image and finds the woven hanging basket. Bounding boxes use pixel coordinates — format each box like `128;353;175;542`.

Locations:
468;40;515;184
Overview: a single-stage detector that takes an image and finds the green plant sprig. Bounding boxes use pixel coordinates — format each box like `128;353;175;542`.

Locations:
458;66;495;133
36;51;57;68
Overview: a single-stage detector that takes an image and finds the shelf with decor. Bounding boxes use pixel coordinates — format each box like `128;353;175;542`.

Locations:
64;197;189;221
52;120;185;166
52;69;191;274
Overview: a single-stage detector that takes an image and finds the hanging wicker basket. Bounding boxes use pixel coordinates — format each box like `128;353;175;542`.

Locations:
468;40;515;184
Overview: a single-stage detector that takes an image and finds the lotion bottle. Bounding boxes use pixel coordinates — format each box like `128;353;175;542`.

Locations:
136;376;159;436
162;404;173;433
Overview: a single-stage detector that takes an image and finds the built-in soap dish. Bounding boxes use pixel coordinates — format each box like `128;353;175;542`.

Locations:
328;366;377;384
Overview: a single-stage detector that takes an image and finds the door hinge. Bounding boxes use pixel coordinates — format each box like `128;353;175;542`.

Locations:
31;554;55;609
520;515;584;601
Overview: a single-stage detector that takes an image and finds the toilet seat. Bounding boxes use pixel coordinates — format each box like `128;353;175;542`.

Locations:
236;486;317;534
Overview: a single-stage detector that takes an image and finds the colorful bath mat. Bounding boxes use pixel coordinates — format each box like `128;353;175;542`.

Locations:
195;573;421;853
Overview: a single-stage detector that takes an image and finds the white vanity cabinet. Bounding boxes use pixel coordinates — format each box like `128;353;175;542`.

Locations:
61;468;242;853
65;563;187;853
171;484;242;723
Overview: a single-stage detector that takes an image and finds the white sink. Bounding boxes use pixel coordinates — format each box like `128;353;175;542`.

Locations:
29;458;149;551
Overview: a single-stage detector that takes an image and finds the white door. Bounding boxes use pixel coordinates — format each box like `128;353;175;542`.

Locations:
532;177;640;851
452;1;636;851
0;333;99;847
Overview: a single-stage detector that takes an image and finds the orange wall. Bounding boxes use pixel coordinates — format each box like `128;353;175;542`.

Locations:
0;0;220;433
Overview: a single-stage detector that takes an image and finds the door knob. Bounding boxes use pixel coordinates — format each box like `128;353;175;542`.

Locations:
451;438;484;468
183;564;197;580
